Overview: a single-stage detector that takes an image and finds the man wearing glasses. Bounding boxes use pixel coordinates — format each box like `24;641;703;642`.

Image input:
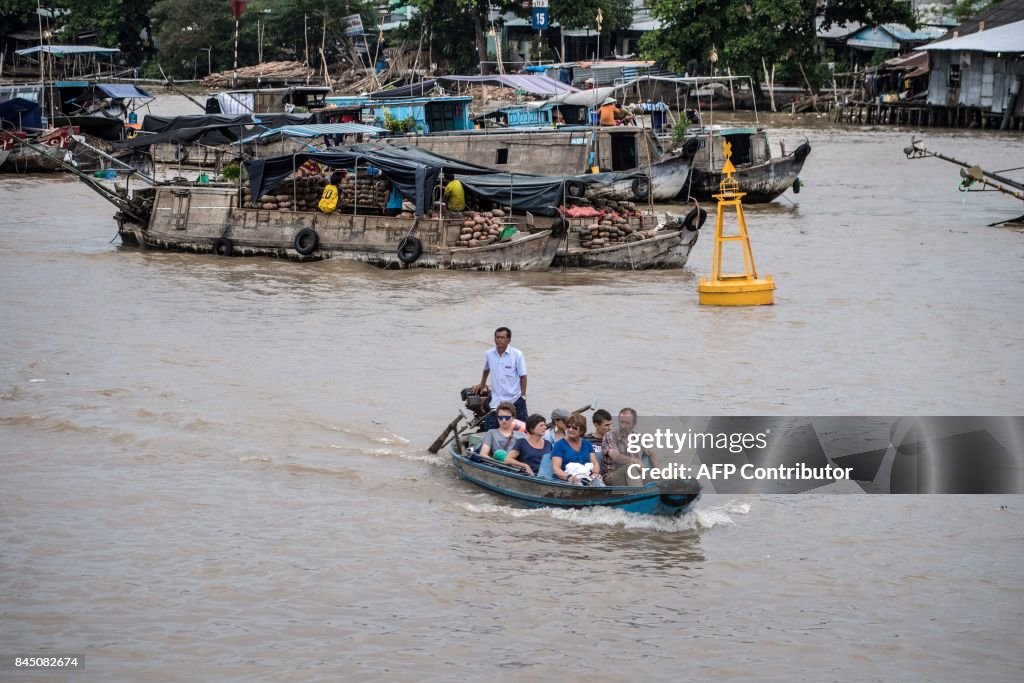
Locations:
472;326;528;430
601;408;660;486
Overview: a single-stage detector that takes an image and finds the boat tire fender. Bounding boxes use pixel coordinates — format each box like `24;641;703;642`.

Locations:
792;177;802;194
212;237;234;257
549;217;568;240
293;227;319;255
631;177;650;201
683;207;707;232
565;180;586;198
397;236;423;264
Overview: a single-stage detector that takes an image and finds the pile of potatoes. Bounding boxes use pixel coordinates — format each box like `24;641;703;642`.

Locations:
577;214;648;249
242;174;387;212
457;209;510;248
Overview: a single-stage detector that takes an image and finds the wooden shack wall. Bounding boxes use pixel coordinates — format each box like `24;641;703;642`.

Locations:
927;50;1024;112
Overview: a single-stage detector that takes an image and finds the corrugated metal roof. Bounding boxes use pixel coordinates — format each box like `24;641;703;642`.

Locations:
920;18;1024;53
15;45;119;56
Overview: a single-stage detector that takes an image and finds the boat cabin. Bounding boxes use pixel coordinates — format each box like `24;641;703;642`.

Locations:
688;126;772;169
324;94;474;133
474;101;590;128
207;86;332;115
398;125;666;176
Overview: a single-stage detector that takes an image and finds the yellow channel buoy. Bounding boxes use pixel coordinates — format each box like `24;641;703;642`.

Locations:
697;140;776;306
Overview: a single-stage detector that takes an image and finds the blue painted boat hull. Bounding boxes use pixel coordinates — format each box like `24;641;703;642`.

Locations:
450;444;701;517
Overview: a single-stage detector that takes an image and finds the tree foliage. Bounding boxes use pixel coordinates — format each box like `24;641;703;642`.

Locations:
642;0;917;83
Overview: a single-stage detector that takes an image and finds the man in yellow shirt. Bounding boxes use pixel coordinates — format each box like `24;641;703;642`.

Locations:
444;177;466;212
318;170;346;213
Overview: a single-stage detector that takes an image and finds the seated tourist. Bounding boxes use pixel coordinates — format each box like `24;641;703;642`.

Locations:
601;407;659;486
544;408;569;445
585;409;614;462
551;413;604;485
478;402;525;461
504;414;551;476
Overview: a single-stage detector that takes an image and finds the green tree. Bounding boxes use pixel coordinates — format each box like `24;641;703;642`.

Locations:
239;0;376;68
150;0;236;77
58;0;156;63
642;0;916;84
550;0;631;32
400;0;633;75
950;0;995;21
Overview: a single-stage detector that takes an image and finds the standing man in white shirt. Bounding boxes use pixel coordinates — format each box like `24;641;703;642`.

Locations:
472;327;528;430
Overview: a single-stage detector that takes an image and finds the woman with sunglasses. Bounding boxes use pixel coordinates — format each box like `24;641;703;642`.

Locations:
503;414;550;476
550;413;604;485
478;402;524;462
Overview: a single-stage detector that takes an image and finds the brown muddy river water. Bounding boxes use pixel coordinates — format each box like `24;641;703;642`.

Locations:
1;104;1022;681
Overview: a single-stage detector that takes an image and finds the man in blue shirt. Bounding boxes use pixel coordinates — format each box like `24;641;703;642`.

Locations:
472;326;528;430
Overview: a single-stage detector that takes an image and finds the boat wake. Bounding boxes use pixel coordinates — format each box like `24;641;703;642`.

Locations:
456;500;750;533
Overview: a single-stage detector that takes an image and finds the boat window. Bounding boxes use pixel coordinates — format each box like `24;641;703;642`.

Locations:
425;102;461;132
496;148;509;165
609;133;637;171
722;133;752;165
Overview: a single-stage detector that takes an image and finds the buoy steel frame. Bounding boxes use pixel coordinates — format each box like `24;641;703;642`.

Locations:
697;142;775;306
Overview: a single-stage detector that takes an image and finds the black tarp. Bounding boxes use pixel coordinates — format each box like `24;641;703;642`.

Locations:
118;113;316;149
114;121;252;148
245;143;642;217
142;114;254;133
368;80;439;99
245;143;496;215
454;170;642;216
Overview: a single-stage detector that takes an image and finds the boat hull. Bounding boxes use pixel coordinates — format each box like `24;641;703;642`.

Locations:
553;226;700;269
126;186;561;271
685;142;811;203
450;446;701;517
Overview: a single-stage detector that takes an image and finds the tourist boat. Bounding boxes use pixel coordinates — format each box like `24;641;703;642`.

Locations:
448;438;701;517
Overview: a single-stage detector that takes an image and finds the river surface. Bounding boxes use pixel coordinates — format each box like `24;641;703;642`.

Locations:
1;104;1022;681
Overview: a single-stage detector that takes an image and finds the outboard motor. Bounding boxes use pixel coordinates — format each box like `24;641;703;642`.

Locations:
460;386;491;418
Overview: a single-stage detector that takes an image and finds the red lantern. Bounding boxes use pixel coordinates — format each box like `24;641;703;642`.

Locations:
229;1;248;20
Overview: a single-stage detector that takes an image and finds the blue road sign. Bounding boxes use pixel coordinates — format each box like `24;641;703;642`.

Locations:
531;9;549;30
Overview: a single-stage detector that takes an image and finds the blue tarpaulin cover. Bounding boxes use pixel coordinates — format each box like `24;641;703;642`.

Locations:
0;96;42;130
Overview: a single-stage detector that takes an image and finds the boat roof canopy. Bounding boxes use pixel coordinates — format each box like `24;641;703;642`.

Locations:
235;122;387;144
94;83;153;100
245;143;643;217
15;45;119;56
246;143;497;216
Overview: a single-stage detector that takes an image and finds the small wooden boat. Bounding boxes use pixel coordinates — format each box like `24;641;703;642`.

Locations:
551;212;702;269
449;439;702;517
682;127;811;203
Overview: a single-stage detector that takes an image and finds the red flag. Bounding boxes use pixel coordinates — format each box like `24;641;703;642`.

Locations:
229;1;248;20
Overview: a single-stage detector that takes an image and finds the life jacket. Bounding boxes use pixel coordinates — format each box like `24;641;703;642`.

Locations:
318;184;339;213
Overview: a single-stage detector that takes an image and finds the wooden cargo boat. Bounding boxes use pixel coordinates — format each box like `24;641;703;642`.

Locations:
449;439;701;517
116;185;561;270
